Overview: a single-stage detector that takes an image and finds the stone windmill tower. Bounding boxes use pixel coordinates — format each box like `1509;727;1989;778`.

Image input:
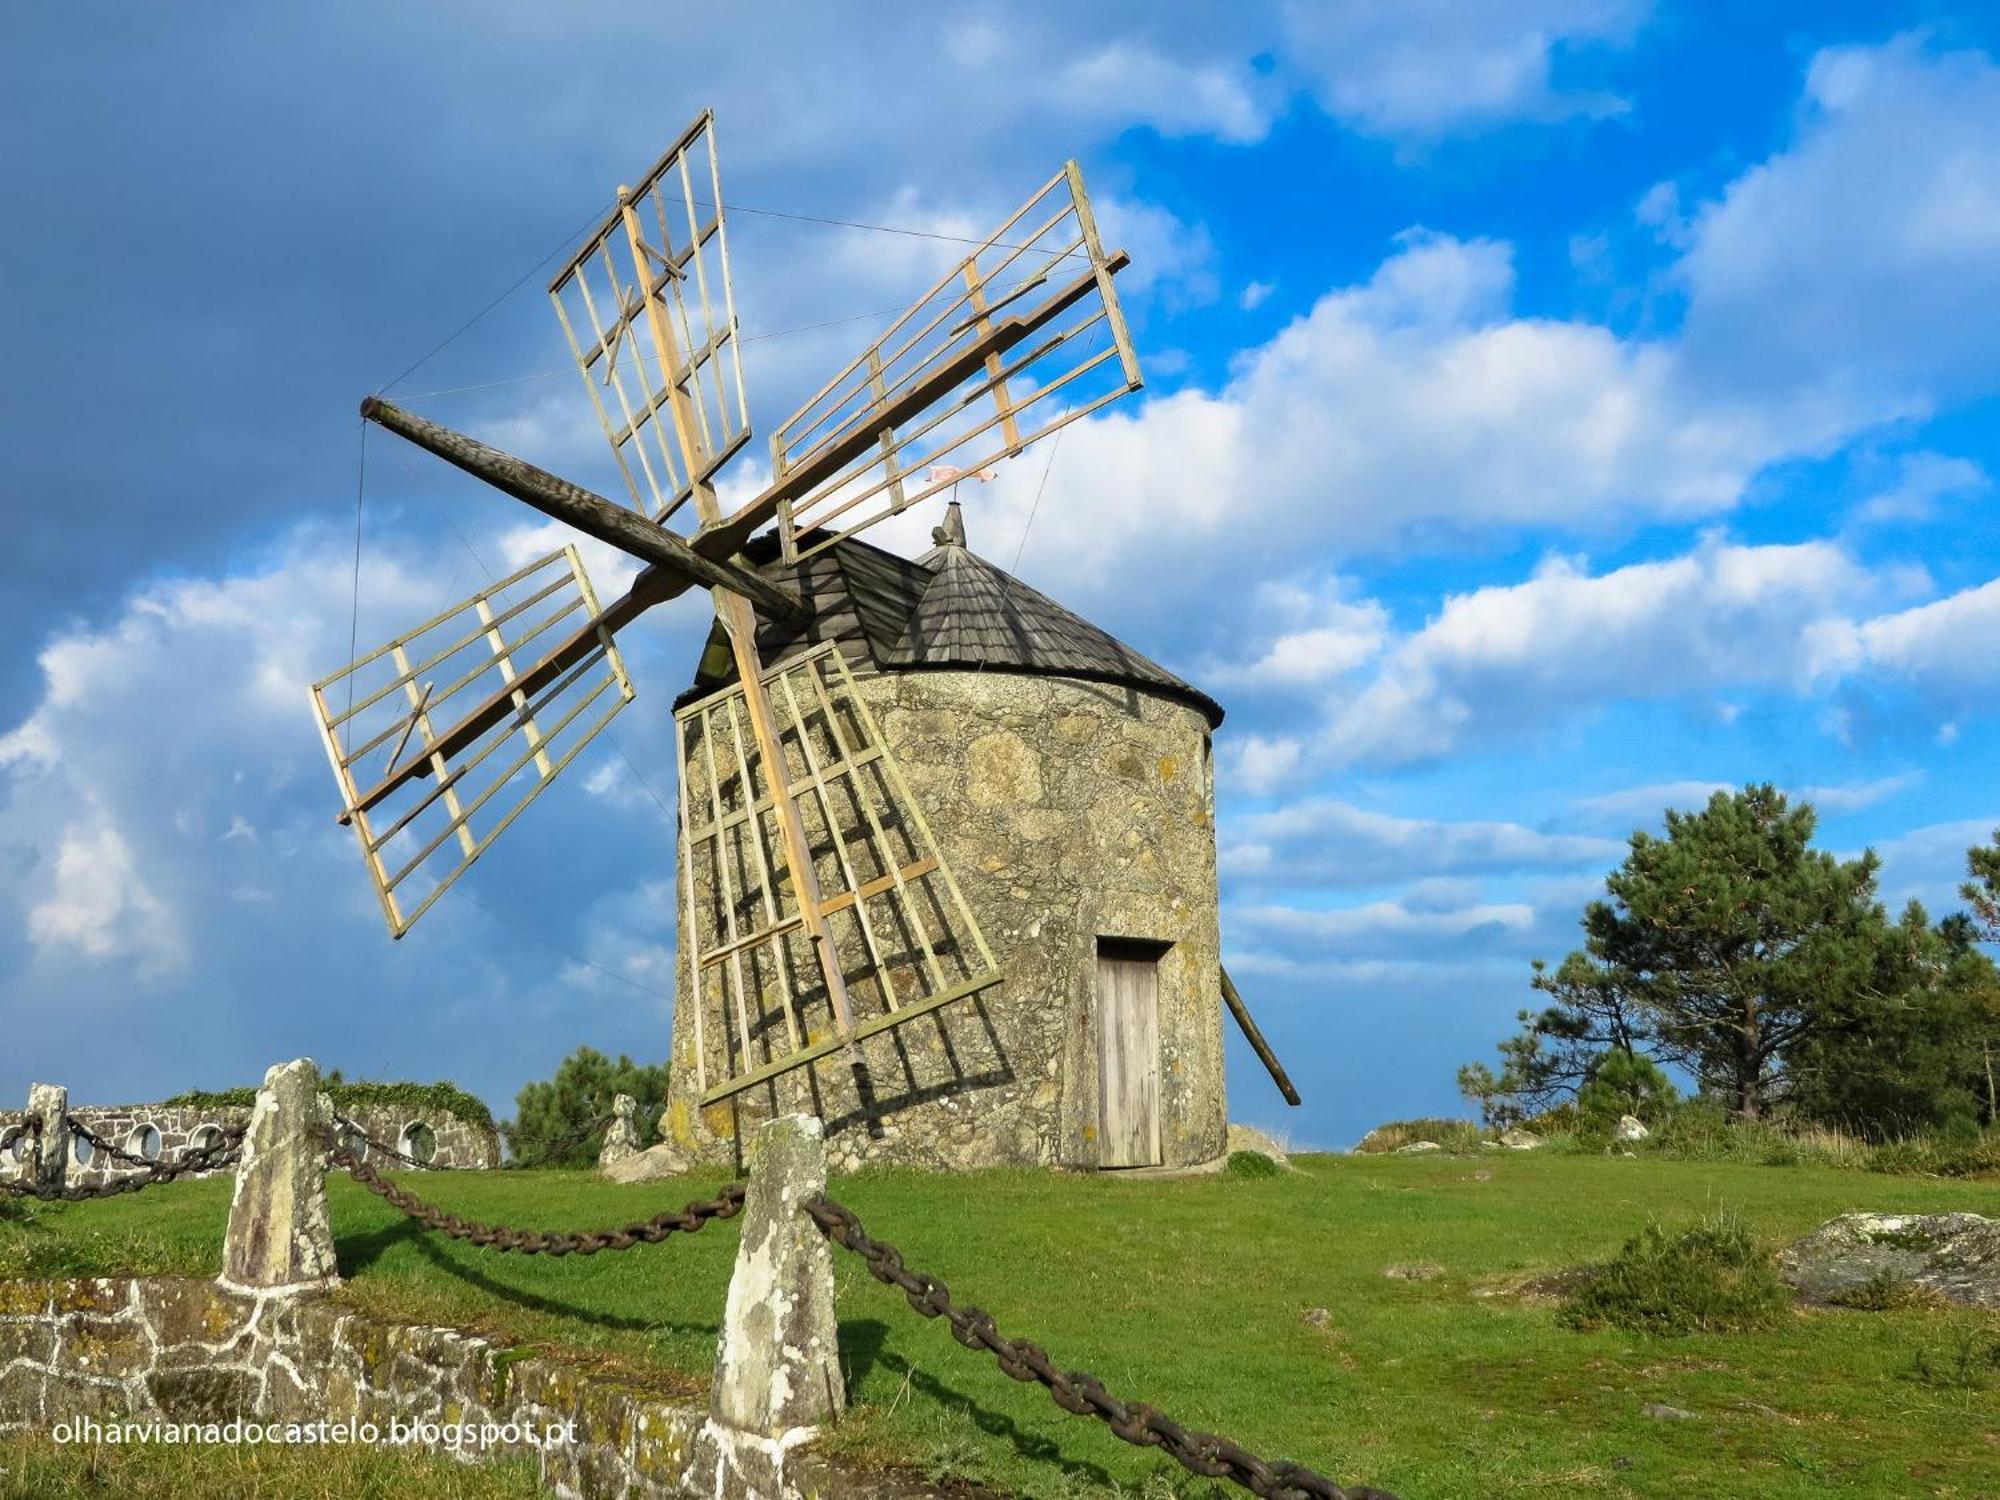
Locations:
659;501;1232;1172
310;112;1298;1174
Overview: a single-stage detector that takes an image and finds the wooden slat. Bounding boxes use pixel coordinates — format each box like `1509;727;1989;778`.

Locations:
699;968;1004;1106
693;856;938;973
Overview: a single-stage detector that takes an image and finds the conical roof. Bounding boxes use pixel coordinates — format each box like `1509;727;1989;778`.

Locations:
676;507;1223;727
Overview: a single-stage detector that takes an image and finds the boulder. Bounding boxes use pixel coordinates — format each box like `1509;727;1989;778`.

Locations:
1500;1127;1541;1151
1613;1114;1650;1142
1778;1212;2000;1309
601;1140;694;1184
1226;1122;1292;1170
1394;1140;1441;1154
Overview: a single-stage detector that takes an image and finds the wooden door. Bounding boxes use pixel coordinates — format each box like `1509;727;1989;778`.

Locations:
1096;946;1162;1167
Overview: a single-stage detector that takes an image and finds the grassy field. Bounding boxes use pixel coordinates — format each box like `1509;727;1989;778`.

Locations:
5;1153;1998;1499
0;1435;541;1499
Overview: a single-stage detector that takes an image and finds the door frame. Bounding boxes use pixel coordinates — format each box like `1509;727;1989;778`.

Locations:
1093;935;1172;1168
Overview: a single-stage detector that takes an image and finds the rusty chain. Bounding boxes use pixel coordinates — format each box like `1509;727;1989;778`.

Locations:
67;1118;170;1170
325;1136;744;1256
805;1195;1398;1500
0;1124;245;1202
330;1113;445;1171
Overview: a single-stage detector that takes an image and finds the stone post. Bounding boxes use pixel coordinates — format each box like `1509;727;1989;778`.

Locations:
26;1082;68;1192
599;1092;640;1170
712;1113;845;1435
220;1058;339;1295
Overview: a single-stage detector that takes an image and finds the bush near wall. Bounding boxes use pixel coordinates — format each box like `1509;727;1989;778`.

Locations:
162;1077;494;1130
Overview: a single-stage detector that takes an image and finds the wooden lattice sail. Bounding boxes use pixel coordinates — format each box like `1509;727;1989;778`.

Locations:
675;643;999;1104
310;547;634;937
769;163;1140;563
548;111;749;524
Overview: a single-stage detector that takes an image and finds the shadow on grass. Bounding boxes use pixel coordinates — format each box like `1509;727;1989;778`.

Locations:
840;1317;1117;1491
356;1224;724;1344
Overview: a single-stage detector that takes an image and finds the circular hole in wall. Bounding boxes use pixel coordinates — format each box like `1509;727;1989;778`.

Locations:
336;1125;368;1162
189;1125;223;1157
2;1130;24;1165
71;1133;94;1167
399;1122;437;1166
129;1125;162;1163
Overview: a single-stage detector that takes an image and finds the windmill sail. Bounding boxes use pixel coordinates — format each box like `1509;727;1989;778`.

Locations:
310;546;635;937
676;643;1000;1103
765;162;1141;564
549;110;750;525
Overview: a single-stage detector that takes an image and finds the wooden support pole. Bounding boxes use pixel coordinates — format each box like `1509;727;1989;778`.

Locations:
358;396;807;625
1220;966;1302;1107
614;193;864;1067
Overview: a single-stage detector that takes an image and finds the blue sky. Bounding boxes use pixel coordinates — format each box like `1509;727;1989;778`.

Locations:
3;2;1997;1149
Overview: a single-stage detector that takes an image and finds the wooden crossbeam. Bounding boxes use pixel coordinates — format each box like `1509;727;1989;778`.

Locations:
699;969;1004;1107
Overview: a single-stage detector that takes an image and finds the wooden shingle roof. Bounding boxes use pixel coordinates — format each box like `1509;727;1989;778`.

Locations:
677;514;1223;728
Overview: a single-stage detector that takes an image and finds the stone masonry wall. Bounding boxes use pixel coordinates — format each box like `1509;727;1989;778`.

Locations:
0;1104;498;1186
661;666;1228;1174
0;1277;892;1500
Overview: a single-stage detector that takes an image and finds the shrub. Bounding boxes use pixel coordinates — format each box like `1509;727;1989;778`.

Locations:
1226;1150;1281;1178
1907;1329;2000;1391
1355;1118;1483;1154
1559;1214;1792;1336
163;1077;494;1129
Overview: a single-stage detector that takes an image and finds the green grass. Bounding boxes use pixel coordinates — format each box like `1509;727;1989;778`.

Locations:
0;1434;540;1499
6;1154;2000;1498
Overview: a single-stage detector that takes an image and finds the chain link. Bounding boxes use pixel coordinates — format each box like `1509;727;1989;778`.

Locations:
67;1118;164;1170
330;1113;445;1171
325;1135;744;1255
805;1195;1398;1500
0;1125;246;1202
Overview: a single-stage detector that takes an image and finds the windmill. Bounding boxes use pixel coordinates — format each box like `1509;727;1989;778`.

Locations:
311;111;1147;1112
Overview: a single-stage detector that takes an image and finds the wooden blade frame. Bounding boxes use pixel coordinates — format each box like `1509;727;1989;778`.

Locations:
549;110;750;525
766;161;1141;563
567;125;875;1073
676;643;1000;1104
310;546;635;938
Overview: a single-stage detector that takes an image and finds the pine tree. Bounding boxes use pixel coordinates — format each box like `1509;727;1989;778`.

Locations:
503;1046;669;1167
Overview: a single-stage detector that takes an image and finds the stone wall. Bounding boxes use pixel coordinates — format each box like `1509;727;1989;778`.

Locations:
0;1103;498;1185
661;665;1228;1174
0;1277;891;1500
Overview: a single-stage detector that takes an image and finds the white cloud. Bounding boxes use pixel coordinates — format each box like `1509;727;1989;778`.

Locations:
1054;40;1273;144
1235;895;1537;942
25;824;186;977
1854;816;2000;915
1322;536;1871;767
987;230;1788;604
1280;0;1646;137
1222;577;1389;688
1798;772;1923;814
1572;772;1921;830
1221;799;1621;888
1675;35;2000;413
1851;451;1989;526
1239;279;1275;311
1808;575;2000;694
